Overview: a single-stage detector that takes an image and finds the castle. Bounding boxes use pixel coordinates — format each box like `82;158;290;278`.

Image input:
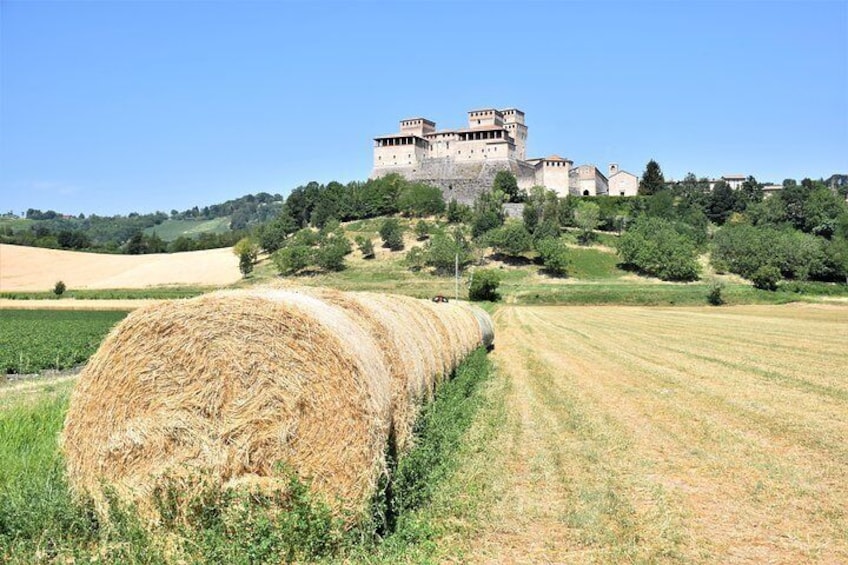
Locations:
371;108;640;203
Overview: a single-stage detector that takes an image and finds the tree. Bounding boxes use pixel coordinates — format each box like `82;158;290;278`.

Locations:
486;221;533;257
471;189;505;238
493;171;523;203
53;280;66;296
397;183;445;217
617;217;700;281
273;245;311;275
638;159;666;196
751;265;780;291
233;237;259;277
469;269;501;301
355;235;375;258
446;198;473;223
707;181;737;225
573;201;601;244
535;237;570;276
415;220;430;241
258;208;297;253
379;218;405;251
425;228;472;274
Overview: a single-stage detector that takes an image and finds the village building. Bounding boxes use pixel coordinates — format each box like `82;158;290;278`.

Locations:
570;164;609;196
606;163;639;197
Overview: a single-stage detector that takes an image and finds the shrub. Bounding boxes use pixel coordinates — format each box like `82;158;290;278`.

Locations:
617;217;700;281
573;201;601;244
53;281;66;296
752;265;780;291
469;269;500;301
414;220;430;241
397;183;445;217
273;245;311;275
379;218;405;251
314;239;349;272
486;221;533;257
355;236;375;259
404;246;426;271
536;238;569;276
425;228;472;275
446;198;473;224
706;278;724;306
471;190;505;238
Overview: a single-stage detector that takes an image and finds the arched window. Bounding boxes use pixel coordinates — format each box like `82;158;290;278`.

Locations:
583;190;590;196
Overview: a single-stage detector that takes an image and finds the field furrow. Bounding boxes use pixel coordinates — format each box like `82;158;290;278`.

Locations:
472;304;848;563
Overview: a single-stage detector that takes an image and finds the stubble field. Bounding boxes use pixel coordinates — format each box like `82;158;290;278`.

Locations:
460;303;848;563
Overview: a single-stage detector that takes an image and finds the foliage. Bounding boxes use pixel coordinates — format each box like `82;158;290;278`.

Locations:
486;221;533;257
379;218;405;251
355;235;375;259
52;281;66;296
535;237;570;277
617;217;700;281
445;198;473;224
257;208;298;253
523;186;562;239
425;228;473;275
493;171;524;203
711;224;835;282
0;309;127;373
414;220;431;241
468;269;501;301
471;189;505;238
404;246;427;271
706;278;725;306
573;200;601;244
706;181;737;225
273;245;312;275
233;237;259;277
314;227;352;272
638;159;666;196
397;183;446;217
751;265;781;291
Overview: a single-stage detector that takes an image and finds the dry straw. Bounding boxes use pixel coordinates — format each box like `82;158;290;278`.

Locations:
61;287;493;526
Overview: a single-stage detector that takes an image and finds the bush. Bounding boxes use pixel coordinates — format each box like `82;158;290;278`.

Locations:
414;220;430;241
379;218;405;251
52;281;66;296
706;278;724;305
617;217;700;281
314;239;349;272
752;265;781;291
573;201;601;244
486;221;533;257
469;269;500;301
397;183;445;217
425;228;472;275
404;246;426;271
355;235;375;259
536;238;569;276
446;198;473;224
273;245;311;275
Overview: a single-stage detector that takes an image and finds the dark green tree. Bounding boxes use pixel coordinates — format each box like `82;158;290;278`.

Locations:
379;218;405;251
638;159;666;196
707;181;737;225
486;221;533;257
493;171;523;203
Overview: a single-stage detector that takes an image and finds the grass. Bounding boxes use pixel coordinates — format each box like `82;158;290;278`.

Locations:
0;348;493;563
0;310;128;374
143;217;232;241
0;287;209;300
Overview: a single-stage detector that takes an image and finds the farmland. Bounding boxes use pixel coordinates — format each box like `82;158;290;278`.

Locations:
451;303;848;563
0;310;127;374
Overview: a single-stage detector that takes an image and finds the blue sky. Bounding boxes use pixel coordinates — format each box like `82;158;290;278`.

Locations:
1;0;846;216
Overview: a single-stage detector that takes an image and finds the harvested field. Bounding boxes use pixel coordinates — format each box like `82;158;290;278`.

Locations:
0;243;240;291
470;303;848;563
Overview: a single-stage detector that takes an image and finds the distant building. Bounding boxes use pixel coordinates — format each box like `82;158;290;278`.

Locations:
762;184;783;197
607;163;639;196
372;108;578;202
570;164;609;196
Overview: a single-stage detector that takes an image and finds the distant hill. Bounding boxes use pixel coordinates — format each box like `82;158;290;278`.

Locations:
143;217;232;242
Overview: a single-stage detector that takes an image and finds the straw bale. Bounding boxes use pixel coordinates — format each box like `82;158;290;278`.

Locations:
62;291;391;523
289;287;425;453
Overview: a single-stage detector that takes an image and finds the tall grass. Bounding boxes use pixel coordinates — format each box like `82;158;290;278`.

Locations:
0;348;493;563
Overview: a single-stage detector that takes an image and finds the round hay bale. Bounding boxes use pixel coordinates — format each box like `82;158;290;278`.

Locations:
62;291;391;524
291;287;425;454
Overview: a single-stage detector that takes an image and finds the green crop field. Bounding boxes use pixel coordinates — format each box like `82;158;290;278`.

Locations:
143;217;232;241
0;310;128;374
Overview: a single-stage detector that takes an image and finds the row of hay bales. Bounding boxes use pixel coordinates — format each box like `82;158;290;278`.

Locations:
61;287;493;525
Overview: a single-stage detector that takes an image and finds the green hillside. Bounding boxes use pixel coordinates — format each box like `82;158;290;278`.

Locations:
144;217;232;241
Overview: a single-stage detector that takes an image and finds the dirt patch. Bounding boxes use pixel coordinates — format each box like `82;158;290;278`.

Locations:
0;244;241;291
